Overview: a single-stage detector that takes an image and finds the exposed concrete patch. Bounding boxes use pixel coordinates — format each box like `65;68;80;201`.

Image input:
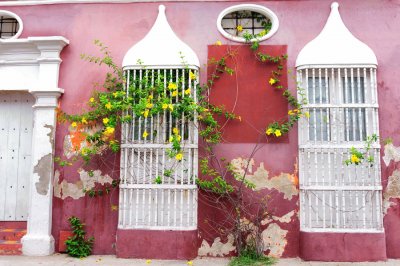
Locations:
198;235;235;257
383;143;400;166
383;170;400;214
262;210;296;225
261;223;288;258
53;169;113;200
34;153;52;195
230;157;298;200
44;124;54;145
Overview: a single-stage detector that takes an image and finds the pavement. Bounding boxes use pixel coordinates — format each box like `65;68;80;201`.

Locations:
0;254;399;266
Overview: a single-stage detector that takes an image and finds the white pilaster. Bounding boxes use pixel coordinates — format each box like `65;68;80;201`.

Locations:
21;91;62;256
2;37;71;256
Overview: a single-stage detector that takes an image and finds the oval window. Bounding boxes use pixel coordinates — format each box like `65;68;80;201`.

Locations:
0;10;23;39
217;4;279;43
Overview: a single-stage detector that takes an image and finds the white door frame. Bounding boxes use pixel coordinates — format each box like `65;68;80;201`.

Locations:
0;36;69;255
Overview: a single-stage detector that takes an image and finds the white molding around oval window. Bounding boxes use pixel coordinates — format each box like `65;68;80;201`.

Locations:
0;10;23;39
217;4;279;43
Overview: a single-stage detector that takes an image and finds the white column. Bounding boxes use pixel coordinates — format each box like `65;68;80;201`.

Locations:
22;91;62;256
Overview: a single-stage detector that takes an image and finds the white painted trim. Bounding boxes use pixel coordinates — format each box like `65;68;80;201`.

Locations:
216;4;279;43
296;2;377;66
300;228;384;233
0;10;23;39
120;184;197;189
118;225;197;231
300;186;382;191
122;5;200;68
0;36;68;256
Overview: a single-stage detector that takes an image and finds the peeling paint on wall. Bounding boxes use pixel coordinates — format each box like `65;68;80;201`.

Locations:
262;210;296;225
198;234;235;257
230;157;298;200
53;169;113;199
261;223;288;258
383;170;400;214
383;143;400;166
34;153;52;195
44;124;54;145
63;125;105;159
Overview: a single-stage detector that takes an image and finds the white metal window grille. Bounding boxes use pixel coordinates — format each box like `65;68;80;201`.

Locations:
298;66;383;232
119;68;198;230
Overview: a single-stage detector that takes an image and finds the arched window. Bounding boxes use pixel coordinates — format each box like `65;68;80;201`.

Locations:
296;3;383;232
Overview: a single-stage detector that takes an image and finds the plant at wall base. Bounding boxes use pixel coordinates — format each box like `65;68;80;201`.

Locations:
65;216;94;258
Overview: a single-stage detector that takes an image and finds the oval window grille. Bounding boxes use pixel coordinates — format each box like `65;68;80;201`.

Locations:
0;10;23;39
217;4;279;43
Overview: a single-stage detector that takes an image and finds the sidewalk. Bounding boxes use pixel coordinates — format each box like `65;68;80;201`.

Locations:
0;254;399;266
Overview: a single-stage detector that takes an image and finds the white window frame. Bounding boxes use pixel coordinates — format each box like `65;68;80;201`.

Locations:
298;65;383;233
216;4;279;43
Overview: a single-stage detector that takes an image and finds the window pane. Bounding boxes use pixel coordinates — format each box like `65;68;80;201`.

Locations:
342;77;365;104
308;77;329;104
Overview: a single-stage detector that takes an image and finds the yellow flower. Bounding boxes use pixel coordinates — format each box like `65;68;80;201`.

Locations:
103;118;109;124
171;90;178;97
274;129;282;137
266;128;273;135
236;25;243;32
162;103;168;110
351;154;360;164
168;82;177;90
104;127;115;136
189;71;196;80
175;153;183;161
294;109;299;113
105;102;112;110
113;92;118;98
71;122;77;128
89;97;95;103
169;136;174;142
187;261;193;265
144;109;149;118
215;40;222;46
259;29;267;36
146;103;153;108
148;95;153;100
184;88;191;95
173;127;179;135
288;110;294;115
168;104;174;111
269;78;277;85
176;135;181;142
81;118;88;124
146;259;151;264
304;112;310;118
143;131;148;138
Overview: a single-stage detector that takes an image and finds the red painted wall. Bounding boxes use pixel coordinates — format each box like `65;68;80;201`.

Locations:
4;0;400;258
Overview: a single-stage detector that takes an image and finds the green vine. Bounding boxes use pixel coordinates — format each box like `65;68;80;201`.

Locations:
65;216;94;258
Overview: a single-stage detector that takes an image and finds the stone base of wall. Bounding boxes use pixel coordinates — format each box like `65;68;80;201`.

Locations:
116;229;197;259
299;231;387;262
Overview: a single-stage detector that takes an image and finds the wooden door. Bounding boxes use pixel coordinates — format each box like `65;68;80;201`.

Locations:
0;92;34;221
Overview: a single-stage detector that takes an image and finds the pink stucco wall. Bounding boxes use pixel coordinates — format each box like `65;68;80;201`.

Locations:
4;0;400;259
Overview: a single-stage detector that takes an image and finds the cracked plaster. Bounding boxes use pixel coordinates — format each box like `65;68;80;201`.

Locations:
230;157;298;200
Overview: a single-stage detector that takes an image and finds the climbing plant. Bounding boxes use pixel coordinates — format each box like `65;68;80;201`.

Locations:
57;32;305;258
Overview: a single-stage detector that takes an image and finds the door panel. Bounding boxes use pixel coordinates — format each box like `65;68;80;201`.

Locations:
0;92;34;221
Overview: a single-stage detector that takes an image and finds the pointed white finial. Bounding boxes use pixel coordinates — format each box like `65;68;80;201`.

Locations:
296;2;377;67
122;5;200;69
